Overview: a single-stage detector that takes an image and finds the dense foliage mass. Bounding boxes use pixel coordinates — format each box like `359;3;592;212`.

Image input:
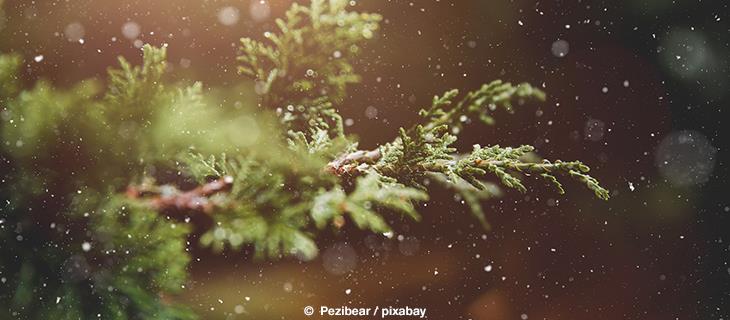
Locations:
0;0;607;318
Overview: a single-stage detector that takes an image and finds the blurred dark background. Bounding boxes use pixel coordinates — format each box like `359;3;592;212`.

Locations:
1;0;728;319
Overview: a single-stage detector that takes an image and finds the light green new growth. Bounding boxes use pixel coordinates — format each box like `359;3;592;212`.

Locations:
0;0;608;318
238;0;380;138
238;0;380;103
419;80;546;132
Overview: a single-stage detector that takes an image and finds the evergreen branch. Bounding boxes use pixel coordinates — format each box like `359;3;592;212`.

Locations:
237;0;380;141
0;1;612;317
311;171;428;233
324;127;609;202
105;45;167;112
418;80;545;134
376;130;609;201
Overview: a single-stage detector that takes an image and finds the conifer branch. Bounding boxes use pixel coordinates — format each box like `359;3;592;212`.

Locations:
0;0;611;317
417;80;546;134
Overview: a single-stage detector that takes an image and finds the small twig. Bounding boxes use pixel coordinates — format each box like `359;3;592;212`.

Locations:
325;148;382;176
126;176;234;214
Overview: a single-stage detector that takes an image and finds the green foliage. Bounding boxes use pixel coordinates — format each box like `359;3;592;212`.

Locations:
2;79;102;161
189;153;320;260
0;47;211;318
311;172;428;233
456;144;610;200
238;0;381;105
185;150;425;260
377;125;457;186
92;197;191;294
238;0;381;141
105;45;167;111
418;80;546;132
0;0;609;318
379;123;606;198
280;97;346;138
0;53;20;98
372;124;610;225
103;46;264;162
358;82;609;225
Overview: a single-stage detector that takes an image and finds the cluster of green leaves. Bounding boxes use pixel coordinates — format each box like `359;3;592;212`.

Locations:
364;83;608;227
311;172;428;233
418;80;546;132
87;197;194;319
0;0;610;318
0;46;234;318
455;144;610;200
0;53;19;98
174;0;426;261
182;144;426;261
193;0;610;260
185;153;324;260
238;0;380;138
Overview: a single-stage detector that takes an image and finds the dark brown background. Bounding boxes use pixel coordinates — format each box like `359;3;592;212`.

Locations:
1;0;728;319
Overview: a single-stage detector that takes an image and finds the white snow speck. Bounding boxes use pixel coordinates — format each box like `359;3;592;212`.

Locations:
81;242;91;252
34;55;44;63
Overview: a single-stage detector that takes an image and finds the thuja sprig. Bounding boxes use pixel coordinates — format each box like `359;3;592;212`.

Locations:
0;0;611;317
237;0;382;142
324;80;609;226
455;145;610;200
150;0;609;265
238;0;381;106
418;80;546;133
368;127;610;201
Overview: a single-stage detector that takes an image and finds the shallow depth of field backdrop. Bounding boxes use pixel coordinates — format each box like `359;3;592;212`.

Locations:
1;0;728;319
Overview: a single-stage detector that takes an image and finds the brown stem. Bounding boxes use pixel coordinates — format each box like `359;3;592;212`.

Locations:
325;148;382;176
126;176;234;214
